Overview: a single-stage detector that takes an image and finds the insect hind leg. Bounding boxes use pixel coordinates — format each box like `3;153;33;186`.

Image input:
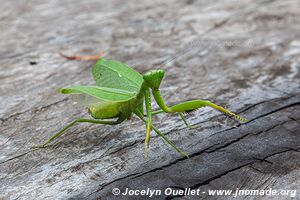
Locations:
32;117;124;149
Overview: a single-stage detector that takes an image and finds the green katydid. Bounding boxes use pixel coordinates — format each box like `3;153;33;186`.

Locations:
34;57;247;158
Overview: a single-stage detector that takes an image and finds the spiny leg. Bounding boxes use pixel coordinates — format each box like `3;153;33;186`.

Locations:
150;100;247;129
152;88;248;123
134;109;189;158
32;117;123;148
143;70;247;131
60;51;104;61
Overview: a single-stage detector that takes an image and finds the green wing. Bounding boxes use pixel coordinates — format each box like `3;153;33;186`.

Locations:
59;86;136;102
92;58;144;92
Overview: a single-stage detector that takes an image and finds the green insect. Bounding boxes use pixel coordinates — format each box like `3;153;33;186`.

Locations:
34;57;247;158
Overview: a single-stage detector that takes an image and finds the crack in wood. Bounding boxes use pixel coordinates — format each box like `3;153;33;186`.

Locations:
169;148;299;199
86;100;299;197
0;98;68;124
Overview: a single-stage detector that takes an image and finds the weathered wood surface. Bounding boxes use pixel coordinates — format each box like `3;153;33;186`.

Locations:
1;0;300;199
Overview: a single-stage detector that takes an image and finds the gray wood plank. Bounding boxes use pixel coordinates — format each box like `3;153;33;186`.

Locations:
1;0;300;199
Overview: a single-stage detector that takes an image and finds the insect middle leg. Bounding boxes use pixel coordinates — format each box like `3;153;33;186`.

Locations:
178;112;199;129
32;117;124;148
134;109;189;158
150;109;198;129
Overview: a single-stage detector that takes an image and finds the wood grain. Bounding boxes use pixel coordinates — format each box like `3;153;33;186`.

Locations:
1;0;300;199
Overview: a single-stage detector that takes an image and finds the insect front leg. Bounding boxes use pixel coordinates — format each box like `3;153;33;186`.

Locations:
143;88;152;158
32;117;124;149
151;89;247;125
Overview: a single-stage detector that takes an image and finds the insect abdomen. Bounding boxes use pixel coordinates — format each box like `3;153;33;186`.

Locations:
88;102;122;119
